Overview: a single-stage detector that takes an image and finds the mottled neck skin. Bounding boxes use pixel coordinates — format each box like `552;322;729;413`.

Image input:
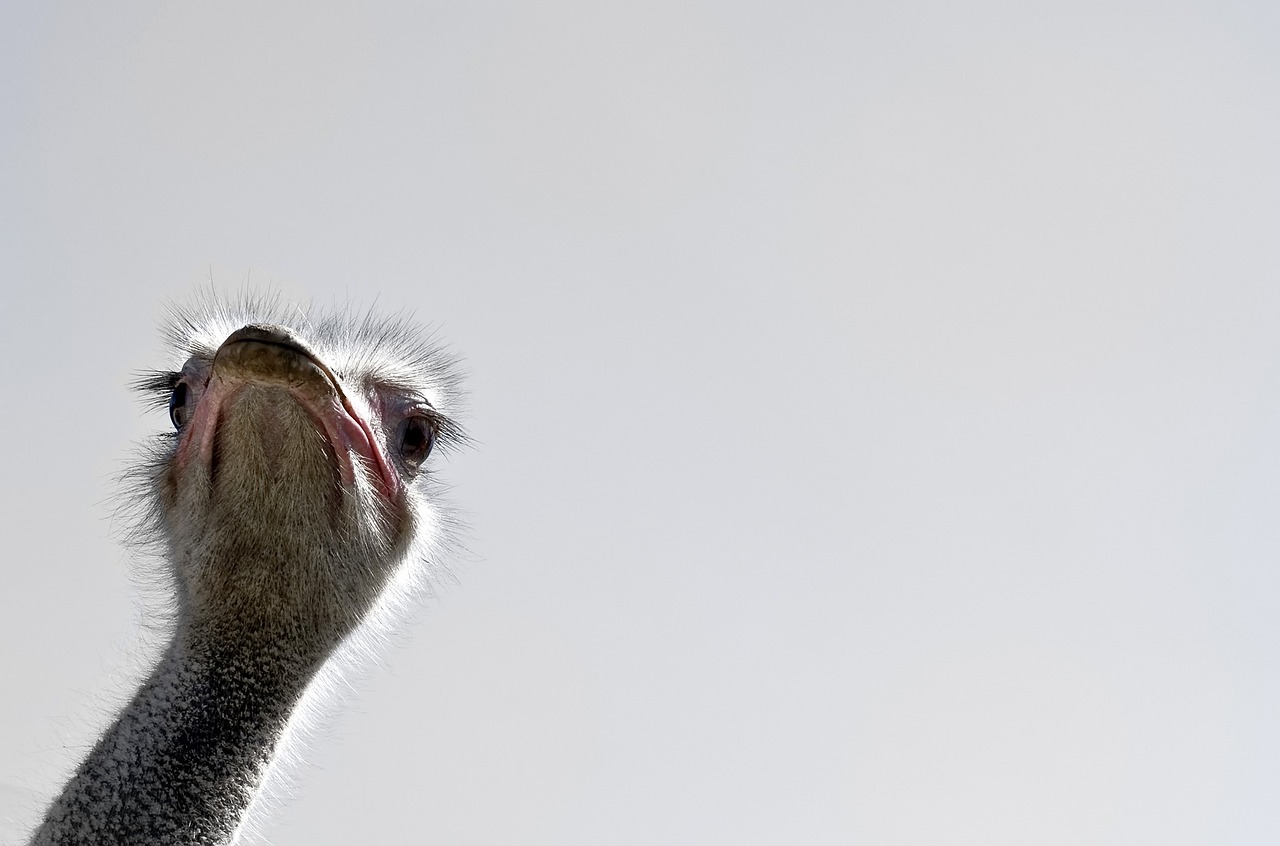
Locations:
29;627;326;846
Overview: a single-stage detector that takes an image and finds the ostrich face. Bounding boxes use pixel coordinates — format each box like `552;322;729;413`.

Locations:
133;296;464;651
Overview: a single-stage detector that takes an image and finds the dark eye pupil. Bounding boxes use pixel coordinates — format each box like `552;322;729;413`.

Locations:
169;383;190;429
399;418;434;467
403;425;425;450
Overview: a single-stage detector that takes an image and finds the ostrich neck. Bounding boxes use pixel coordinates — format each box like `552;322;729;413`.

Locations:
29;625;326;846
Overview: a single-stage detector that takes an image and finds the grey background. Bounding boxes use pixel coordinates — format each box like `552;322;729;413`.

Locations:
3;1;1280;843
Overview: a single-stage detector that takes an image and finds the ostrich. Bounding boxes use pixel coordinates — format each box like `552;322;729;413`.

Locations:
28;292;464;845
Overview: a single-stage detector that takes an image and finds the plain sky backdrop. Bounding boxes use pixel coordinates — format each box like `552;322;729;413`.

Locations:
4;1;1280;843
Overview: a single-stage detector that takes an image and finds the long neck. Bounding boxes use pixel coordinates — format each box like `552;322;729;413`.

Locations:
28;627;324;846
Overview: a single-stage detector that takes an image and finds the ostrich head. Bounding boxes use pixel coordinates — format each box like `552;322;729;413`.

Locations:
131;293;465;658
27;292;467;846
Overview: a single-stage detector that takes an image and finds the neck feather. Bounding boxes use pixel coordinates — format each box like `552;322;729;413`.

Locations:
29;627;324;846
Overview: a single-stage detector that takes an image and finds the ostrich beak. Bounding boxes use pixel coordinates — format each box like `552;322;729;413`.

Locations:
180;324;400;501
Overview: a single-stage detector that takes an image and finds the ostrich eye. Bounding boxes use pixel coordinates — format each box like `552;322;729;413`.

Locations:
169;382;191;430
397;416;435;469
